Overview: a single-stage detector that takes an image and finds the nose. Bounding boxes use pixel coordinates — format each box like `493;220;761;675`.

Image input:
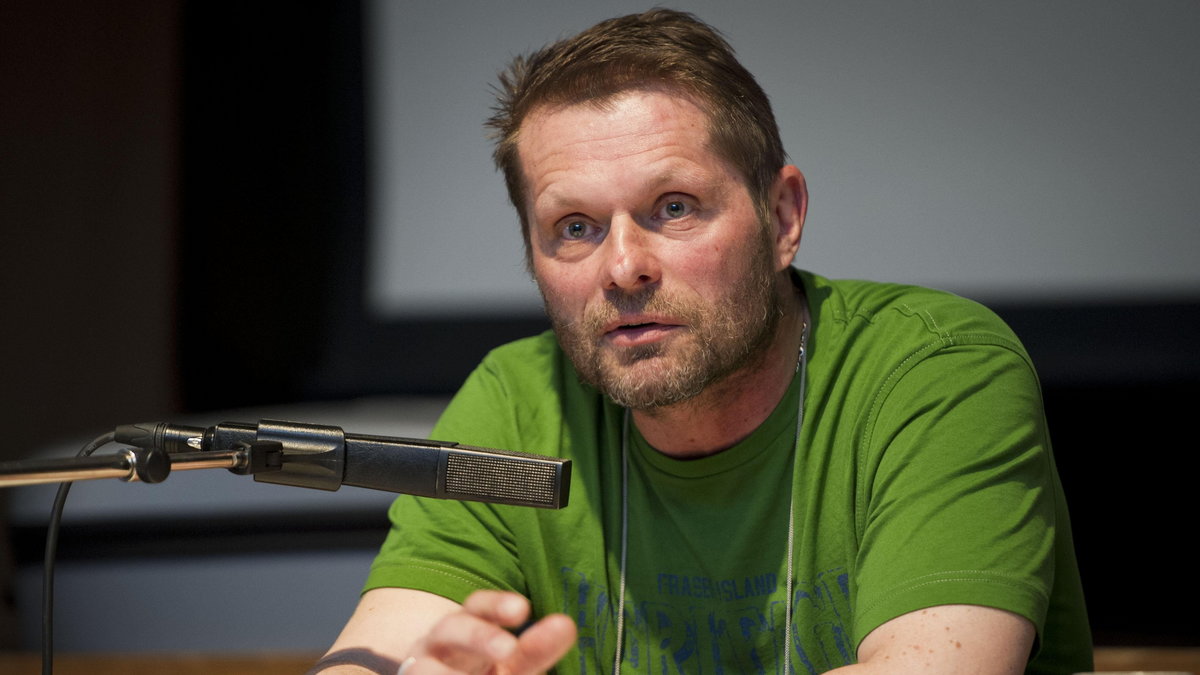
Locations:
600;214;661;292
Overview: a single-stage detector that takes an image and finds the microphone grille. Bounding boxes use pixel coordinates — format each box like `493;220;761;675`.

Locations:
444;448;569;508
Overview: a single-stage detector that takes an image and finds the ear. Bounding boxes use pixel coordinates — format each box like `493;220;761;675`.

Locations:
770;165;807;272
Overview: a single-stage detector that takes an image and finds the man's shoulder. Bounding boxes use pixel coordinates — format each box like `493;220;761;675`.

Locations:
479;329;563;375
803;271;1020;347
434;330;584;448
468;329;582;403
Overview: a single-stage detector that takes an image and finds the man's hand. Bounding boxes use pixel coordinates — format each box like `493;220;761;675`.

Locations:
403;590;576;674
315;588;576;675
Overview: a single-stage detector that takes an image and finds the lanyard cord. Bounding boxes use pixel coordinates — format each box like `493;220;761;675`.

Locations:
612;410;630;675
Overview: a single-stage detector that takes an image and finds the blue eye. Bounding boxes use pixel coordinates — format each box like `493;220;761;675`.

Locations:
658;199;693;220
564;221;588;239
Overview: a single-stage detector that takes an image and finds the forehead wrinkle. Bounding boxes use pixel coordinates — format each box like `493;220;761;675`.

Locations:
523;133;670;211
531;126;685;173
523;94;706;165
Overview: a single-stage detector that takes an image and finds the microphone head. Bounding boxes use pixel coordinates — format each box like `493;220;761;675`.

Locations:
442;445;571;509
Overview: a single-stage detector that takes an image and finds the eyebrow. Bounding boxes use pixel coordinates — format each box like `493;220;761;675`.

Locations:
532;161;723;219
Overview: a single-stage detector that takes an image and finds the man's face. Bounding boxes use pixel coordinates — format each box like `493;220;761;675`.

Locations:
518;88;784;410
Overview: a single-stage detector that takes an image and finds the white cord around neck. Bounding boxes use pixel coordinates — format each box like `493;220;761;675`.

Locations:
612;411;630;675
612;314;809;675
784;325;808;675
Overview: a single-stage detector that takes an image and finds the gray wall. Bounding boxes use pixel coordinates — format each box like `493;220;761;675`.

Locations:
366;0;1200;316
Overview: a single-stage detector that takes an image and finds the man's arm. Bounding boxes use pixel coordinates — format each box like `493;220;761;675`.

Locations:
827;604;1035;675
314;588;454;673
313;588;576;675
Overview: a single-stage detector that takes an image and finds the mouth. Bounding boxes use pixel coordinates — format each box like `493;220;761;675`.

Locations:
604;319;682;347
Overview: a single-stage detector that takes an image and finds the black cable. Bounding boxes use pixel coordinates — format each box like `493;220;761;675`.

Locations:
42;431;115;675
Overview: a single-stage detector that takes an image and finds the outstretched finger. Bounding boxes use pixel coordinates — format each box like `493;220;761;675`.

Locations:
461;590;531;628
501;613;578;675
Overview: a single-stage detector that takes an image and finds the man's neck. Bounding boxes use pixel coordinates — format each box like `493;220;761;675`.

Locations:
631;277;807;459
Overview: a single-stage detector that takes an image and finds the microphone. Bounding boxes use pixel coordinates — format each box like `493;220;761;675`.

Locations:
115;420;570;509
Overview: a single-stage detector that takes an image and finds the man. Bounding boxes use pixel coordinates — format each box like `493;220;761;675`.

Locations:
318;10;1090;675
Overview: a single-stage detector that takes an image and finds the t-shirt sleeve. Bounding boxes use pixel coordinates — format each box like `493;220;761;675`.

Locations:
363;356;528;603
851;338;1058;648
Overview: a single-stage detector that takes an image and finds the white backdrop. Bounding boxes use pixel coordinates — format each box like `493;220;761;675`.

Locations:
365;1;1200;317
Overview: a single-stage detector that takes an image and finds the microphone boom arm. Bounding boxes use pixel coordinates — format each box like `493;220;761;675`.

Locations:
1;419;571;509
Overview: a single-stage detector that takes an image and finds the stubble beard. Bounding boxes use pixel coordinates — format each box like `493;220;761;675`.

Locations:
540;235;783;411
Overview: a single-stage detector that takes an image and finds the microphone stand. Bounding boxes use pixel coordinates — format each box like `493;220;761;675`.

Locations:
0;444;280;488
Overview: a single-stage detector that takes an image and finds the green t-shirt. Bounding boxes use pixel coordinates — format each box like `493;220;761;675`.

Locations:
365;271;1092;674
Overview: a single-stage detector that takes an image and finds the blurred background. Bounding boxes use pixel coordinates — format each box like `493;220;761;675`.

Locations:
1;0;1197;657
